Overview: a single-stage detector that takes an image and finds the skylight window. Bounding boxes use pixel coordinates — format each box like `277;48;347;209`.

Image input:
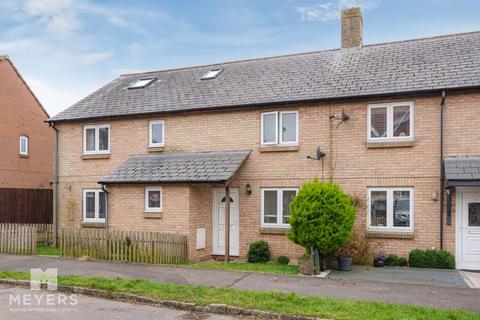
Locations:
128;77;156;89
201;68;223;80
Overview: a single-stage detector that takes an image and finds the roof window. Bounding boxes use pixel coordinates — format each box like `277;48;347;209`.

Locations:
128;77;156;89
201;68;223;80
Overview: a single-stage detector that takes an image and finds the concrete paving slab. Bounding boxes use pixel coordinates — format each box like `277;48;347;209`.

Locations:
461;271;480;288
329;265;468;287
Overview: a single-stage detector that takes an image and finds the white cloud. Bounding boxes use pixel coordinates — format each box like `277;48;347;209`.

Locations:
295;0;379;22
78;52;113;64
25;77;85;116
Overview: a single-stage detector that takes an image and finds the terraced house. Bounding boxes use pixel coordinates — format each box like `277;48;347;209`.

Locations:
49;8;480;269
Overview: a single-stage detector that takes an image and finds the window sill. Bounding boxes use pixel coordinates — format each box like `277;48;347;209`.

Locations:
366;230;414;239
259;145;299;153
82;154;110;160
19;154;29;158
81;222;105;228
144;212;163;219
260;227;290;235
366;140;414;149
148;146;165;153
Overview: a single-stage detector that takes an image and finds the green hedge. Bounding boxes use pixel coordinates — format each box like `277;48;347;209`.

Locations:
408;249;455;269
248;241;271;263
384;254;408;267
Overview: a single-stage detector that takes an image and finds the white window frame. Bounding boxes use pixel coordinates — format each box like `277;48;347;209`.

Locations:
261;111;298;146
83;124;110;155
82;189;106;223
145;187;163;213
19;135;28;156
367;187;414;232
367;102;414;142
149;120;165;147
261;188;298;228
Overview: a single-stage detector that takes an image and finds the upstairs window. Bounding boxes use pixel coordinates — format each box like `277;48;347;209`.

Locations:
84;124;110;155
261;111;298;146
201;68;223;80
19;136;29;156
368;102;413;142
149;120;164;147
261;188;298;227
368;188;414;231
128;77;156;89
83;189;106;223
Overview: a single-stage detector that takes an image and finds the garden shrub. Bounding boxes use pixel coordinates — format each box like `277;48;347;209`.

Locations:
408;249;455;269
398;257;408;267
289;179;356;270
276;255;290;265
384;254;400;266
247;241;271;263
350;232;372;265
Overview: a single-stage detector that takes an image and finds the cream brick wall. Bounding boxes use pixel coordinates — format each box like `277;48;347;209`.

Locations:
56;89;480;261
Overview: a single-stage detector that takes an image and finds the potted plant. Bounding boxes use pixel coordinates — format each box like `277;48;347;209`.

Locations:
373;249;387;267
336;238;360;271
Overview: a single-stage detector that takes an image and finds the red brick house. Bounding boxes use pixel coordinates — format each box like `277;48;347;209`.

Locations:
49;8;480;269
0;55;53;223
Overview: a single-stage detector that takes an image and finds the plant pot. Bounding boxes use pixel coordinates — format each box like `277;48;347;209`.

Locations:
374;258;385;267
337;256;352;271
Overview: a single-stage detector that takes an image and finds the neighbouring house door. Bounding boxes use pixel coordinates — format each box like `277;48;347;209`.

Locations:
458;191;480;270
213;188;239;256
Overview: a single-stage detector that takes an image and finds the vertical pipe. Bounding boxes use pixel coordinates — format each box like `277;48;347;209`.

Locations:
224;185;230;263
50;122;59;247
439;90;446;250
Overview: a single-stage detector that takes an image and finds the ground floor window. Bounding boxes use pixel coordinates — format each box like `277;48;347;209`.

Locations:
261;188;298;227
368;187;413;231
83;189;106;222
145;187;163;212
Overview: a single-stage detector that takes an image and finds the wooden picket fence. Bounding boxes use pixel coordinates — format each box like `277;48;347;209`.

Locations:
34;224;54;245
0;223;37;255
60;229;188;264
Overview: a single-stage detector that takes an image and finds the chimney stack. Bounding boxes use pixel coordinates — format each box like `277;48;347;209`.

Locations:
341;7;363;49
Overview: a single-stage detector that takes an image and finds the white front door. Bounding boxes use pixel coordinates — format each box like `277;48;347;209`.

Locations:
213;188;240;256
457;190;480;270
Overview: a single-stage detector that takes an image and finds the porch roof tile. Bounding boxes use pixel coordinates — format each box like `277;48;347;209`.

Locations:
445;156;480;181
99;150;251;184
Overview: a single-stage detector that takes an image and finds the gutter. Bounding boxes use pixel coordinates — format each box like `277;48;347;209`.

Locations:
49;121;59;246
100;184;109;233
439;90;447;250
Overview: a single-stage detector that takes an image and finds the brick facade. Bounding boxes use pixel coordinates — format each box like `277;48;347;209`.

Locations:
56;89;480;261
0;56;53;189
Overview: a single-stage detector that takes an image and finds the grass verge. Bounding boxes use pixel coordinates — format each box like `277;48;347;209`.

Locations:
190;261;299;275
36;245;61;256
0;269;478;320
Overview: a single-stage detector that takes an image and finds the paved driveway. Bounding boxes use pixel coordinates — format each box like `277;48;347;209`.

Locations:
1;286;241;320
0;254;479;312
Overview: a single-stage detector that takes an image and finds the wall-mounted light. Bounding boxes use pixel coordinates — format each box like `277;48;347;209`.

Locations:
245;184;252;195
432;191;438;201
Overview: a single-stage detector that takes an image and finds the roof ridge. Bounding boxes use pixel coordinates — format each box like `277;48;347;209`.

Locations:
120;30;480;77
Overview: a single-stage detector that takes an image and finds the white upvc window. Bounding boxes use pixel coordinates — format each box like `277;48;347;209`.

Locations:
149;120;164;147
367;102;413;142
19;136;28;156
145;187;163;212
368;187;414;232
261;188;298;228
261;111;298;146
83;124;110;155
83;189;106;223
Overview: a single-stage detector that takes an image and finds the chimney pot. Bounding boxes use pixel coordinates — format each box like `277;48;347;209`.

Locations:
341;7;363;49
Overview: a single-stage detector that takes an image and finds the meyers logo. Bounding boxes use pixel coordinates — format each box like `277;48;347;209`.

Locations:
30;268;58;291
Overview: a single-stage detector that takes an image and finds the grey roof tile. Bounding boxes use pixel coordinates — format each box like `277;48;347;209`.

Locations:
445;156;480;181
51;32;480;122
99;150;250;184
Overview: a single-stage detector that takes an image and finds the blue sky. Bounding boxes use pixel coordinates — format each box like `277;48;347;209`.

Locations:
1;0;480;116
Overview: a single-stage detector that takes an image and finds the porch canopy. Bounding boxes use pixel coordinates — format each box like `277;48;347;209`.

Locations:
445;156;480;187
99;150;250;185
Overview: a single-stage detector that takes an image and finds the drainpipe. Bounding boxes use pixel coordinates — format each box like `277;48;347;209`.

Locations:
439;90;447;250
101;184;109;233
49;121;59;247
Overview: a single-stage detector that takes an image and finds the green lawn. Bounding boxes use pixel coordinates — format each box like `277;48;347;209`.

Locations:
190;261;299;275
0;269;477;320
36;245;61;256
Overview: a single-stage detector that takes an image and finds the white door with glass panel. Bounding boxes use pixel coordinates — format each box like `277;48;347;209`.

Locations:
458;191;480;270
213;188;239;256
